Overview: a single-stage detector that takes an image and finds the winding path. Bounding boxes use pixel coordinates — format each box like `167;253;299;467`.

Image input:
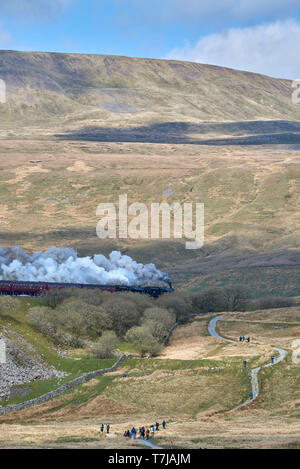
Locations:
208;315;234;343
208;315;287;412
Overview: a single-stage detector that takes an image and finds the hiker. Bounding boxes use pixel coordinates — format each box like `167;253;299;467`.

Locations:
146;428;150;440
150;424;155;437
271;356;275;364
162;420;166;429
243;336;245;341
100;424;104;433
131;427;137;439
249;391;253;400
239;336;242;342
155;422;159;431
247;337;250;343
141;427;145;439
106;424;110;434
243;360;247;369
123;373;127;378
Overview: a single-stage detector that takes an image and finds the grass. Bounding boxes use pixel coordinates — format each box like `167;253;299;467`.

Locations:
0;306;299;448
0;298;117;407
257;354;300;418
2;133;300;297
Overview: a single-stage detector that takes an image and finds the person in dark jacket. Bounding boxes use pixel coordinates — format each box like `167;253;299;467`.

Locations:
106;424;110;434
162;420;166;429
100;424;104;433
155;422;159;431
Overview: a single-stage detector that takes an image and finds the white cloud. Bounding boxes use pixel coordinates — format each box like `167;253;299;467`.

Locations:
165;20;300;79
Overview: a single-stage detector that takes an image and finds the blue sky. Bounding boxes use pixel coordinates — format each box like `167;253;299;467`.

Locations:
0;0;300;78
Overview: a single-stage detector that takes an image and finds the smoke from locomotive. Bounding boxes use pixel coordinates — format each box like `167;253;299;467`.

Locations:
0;247;171;287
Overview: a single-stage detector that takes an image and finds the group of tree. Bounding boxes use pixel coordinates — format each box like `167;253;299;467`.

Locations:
26;284;297;358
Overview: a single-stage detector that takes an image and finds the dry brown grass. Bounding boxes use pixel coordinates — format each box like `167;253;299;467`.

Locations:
217;311;300;349
0;311;299;448
233;307;300;323
160;318;273;363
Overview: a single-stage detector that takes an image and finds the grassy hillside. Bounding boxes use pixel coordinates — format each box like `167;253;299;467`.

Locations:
0;51;299;294
0;139;300;295
0;50;299;134
0;305;299;449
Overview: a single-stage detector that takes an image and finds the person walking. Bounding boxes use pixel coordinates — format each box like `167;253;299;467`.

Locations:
271;356;275;364
247;337;250;343
243;360;247;369
131;427;137;439
249;391;253;400
162;420;166;430
106;424;110;434
150;424;155;438
100;423;104;433
155;422;159;431
146;428;150;440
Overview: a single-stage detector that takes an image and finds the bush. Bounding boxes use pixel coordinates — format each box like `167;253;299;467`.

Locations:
255;296;296;310
156;292;193;322
0;296;19;315
192;287;227;313
103;297;140;337
125;326;162;357
221;286;250;311
55;299;112;337
92;331;118;359
28;306;57;337
142;307;176;341
28;306;85;347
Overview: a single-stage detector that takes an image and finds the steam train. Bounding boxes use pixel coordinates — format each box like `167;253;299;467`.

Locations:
0;280;174;298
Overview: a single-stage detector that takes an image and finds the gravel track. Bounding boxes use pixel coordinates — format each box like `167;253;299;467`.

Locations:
207;315;287;412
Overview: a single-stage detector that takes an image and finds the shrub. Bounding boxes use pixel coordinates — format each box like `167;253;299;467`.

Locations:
92;331;118;359
125;326;162;357
156;292;193;321
142;307;176;341
103;297;140;337
256;296;296;310
192;287;227;313
0;296;19;315
55;299;112;337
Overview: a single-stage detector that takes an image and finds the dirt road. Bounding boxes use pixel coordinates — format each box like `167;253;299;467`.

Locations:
207;316;287;412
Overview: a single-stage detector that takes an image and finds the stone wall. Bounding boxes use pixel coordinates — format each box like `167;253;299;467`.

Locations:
0;354;131;416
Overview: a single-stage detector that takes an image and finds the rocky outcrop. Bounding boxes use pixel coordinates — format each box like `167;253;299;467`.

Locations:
0;330;64;400
0;354;131;416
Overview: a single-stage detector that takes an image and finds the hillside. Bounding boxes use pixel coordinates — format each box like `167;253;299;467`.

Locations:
0;51;300;295
0;50;299;137
0;298;299;449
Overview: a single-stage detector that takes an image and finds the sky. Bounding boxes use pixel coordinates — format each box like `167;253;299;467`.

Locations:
0;0;300;79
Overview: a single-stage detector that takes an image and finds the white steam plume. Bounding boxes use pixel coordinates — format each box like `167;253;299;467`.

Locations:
0;247;171;286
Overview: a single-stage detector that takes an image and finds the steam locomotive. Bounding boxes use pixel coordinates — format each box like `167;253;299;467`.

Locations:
0;280;174;298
